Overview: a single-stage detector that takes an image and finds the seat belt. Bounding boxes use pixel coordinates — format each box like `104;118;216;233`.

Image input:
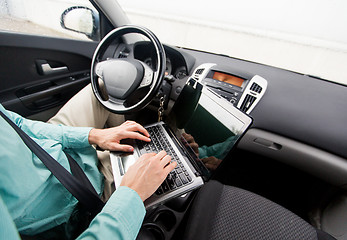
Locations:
0;111;105;217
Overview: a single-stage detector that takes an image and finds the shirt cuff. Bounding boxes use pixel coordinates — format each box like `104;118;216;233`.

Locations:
61;126;93;148
103;186;146;235
104;185;146;219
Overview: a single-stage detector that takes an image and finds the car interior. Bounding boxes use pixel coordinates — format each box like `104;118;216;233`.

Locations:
0;0;346;239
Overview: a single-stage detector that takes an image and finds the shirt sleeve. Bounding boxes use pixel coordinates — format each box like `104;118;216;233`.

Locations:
77;186;146;240
2;106;92;149
0;196;21;240
0;187;145;240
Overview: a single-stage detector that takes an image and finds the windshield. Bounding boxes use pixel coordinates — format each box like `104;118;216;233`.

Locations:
117;0;347;86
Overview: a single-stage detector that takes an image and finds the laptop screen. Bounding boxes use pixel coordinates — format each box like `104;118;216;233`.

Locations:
167;80;252;177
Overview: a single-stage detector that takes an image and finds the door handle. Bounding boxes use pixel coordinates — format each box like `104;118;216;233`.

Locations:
36;60;69;75
40;63;68;75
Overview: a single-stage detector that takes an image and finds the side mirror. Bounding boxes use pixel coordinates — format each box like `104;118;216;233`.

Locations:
61;6;99;41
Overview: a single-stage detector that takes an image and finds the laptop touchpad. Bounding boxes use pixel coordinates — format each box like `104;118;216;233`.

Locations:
118;153;137;176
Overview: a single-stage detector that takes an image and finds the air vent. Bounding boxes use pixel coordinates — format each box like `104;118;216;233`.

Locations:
195;68;205;75
240;94;257;112
192;68;205;80
237;75;268;114
191;63;216;82
118;52;129;58
250;83;262;93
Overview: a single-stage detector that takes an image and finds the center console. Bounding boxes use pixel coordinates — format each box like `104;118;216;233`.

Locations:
137;191;196;240
191;63;268;114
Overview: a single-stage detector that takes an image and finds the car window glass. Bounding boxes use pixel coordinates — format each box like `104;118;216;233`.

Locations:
0;0;100;41
118;0;347;86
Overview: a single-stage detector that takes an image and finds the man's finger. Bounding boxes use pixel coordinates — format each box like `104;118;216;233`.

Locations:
141;152;157;159
125;123;150;138
160;155;172;168
164;161;177;175
111;143;134;152
154;150;167;161
121;131;151;142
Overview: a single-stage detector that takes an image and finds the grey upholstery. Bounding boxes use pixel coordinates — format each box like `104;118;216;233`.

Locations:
183;180;335;240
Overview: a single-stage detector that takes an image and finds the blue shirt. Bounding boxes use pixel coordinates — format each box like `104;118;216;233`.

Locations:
0;104;145;239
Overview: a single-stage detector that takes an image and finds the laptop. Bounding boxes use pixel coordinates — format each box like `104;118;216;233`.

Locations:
110;79;253;208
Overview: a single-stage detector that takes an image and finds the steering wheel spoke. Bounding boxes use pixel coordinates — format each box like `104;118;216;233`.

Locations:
138;62;154;88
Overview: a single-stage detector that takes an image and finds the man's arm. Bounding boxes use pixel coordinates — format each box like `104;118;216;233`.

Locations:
77;187;146;240
3;107;92;149
0;151;176;240
3;105;151;151
0;196;21;240
79;151;176;239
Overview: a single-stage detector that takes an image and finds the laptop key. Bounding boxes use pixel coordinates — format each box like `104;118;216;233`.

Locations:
175;178;182;187
179;173;188;184
171;170;177;178
167;178;177;190
156;187;164;195
161;180;170;192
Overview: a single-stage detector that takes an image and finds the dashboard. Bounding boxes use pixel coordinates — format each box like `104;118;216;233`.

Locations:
118;42;268;115
113;40;347;189
180;48;347;189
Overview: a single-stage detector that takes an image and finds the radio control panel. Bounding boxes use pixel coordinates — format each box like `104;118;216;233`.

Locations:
190;63;267;114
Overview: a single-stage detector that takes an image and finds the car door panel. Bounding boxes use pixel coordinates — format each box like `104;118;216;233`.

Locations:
0;32;98;118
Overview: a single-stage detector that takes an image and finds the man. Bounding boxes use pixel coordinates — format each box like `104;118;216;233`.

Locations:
0;84;176;239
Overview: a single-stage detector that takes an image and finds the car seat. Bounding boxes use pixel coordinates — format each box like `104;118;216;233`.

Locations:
183;180;335;240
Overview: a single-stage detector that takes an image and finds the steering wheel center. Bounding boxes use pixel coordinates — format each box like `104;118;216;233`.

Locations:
96;59;144;100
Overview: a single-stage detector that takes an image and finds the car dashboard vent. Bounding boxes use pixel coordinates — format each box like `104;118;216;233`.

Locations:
191;63;216;81
250;83;263;93
195;68;204;75
237;75;268;114
240;94;257;112
118;52;129;58
118;47;130;59
192;68;205;80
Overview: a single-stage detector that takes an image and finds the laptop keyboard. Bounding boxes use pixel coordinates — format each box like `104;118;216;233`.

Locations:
137;125;192;195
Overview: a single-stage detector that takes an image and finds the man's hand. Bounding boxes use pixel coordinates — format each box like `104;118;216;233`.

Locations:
88;120;151;152
120;151;177;201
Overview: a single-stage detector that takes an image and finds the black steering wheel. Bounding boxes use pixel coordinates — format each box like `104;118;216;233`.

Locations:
91;25;166;113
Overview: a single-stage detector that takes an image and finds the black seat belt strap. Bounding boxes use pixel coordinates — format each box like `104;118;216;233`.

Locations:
64;152;99;197
0;111;104;217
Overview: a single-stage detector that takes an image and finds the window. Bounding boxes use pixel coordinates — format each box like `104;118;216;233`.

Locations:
118;0;347;85
0;0;100;41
